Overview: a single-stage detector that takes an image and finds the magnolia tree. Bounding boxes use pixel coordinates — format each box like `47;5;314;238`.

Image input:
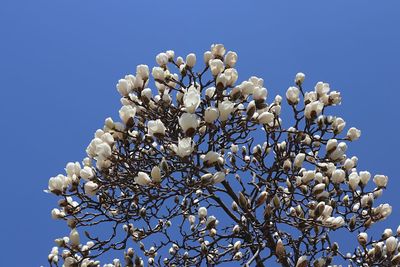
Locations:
46;44;398;267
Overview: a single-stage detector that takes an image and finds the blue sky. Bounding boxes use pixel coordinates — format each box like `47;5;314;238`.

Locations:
1;1;400;266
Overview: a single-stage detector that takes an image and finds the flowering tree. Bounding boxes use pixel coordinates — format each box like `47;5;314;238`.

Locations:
46;44;398;267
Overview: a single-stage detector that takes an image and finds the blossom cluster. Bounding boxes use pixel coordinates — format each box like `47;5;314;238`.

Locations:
46;44;394;267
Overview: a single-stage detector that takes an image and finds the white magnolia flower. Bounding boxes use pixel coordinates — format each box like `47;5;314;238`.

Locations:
216;68;238;87
148;119;166;136
386;236;398;253
166;50;175;61
151;166;162;183
183;87;201;113
294;153;305;168
141;88;152;101
212;172;226;184
305;101;324;119
231;144;239;154
80;166;94;181
295;72;305;84
179;113;199;135
65;162;81;177
348;172;360;191
95;142;112;159
286;86;300;105
224;51;238;68
198;207;207;218
136;64;149;80
172;138;195;158
258;111;274;124
296;256;308;267
152;67;165;81
253;87;268;100
69;228;80;247
357;232;368;245
48;175;67;193
218;100;235;121
331;169;345;184
315;82;330;96
211;44;226;57
119;105;136;125
203;151;220;165
116;78;133;96
204;107;219;123
359;171;371;185
135;172;152;186
332;117;346;134
84;181;99;196
209;59;224;76
373;174;388;188
205;87;216;99
347;127;361;141
326;139;338;152
156;52;168;66
186;53;196;68
203;51;213;65
51;208;64;219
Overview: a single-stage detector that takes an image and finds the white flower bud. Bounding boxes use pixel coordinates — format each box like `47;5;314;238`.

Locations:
211;44;226;57
331;169;345;184
134;172;152;186
357;232;368;246
203;151;220;165
84;181;99;196
209;59;224;76
286;86;300;105
295;72;305;85
204;107;219;123
151;166;162;183
294;153;305;168
80;166;94;181
253;87;268;100
348;172;360;191
116;79;133;96
386;236;397;253
212;172;226;184
231;144;238;154
156;53;168;66
198;207;207;218
152;67;165;81
136;64;149;80
332;117;346;134
224;51;238;68
373;174;388;188
166;50;175;61
359;171;371;185
204;51;213;65
186;53;196;68
69;228;80;247
347;127;361;141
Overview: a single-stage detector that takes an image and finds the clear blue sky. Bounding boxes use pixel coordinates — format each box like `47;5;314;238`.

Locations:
1;1;399;266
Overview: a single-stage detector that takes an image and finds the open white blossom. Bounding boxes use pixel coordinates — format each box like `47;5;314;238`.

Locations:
148;119;166;136
171;137;194;158
183;87;201;113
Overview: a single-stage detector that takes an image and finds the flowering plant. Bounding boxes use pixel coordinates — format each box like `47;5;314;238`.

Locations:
46;44;396;267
